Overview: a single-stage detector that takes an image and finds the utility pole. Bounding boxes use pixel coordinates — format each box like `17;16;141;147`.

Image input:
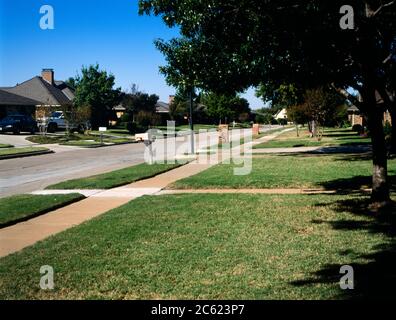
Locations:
189;86;195;154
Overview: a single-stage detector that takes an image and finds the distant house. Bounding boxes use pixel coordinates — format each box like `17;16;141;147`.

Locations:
110;98;171;126
347;105;364;126
113;104;127;119
155;101;170;114
0;69;74;119
274;108;288;121
112;98;171;119
347;105;391;127
347;91;392;127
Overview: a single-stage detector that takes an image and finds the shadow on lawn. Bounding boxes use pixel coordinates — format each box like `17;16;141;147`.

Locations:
291;196;396;299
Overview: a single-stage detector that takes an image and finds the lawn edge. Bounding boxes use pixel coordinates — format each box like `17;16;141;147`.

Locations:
45;163;185;190
0;193;86;229
0;149;53;160
59;140;138;148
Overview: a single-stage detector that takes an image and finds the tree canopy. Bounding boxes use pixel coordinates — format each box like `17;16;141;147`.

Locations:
139;0;396;205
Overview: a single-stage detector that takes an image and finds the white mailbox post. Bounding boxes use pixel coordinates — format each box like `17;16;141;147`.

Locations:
99;127;107;145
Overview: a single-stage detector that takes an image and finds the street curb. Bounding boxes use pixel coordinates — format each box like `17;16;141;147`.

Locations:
0;149;54;160
0;194;86;229
59;140;138;148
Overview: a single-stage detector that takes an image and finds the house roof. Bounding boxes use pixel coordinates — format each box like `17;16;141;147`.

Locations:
0;89;41;106
0;77;74;106
347;105;360;113
156;101;170;113
113;104;126;111
274;108;287;118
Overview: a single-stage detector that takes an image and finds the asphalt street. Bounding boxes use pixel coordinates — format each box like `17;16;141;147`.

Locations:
0;127;273;197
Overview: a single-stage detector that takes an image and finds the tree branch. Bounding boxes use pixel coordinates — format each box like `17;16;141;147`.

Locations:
331;83;362;107
366;1;395;17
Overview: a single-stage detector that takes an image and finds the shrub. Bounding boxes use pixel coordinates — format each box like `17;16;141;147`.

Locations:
126;122;147;134
384;121;392;136
352;124;363;134
277;118;288;125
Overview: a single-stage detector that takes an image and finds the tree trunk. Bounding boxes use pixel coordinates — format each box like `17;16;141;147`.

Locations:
311;120;317;137
389;104;396;154
367;104;390;205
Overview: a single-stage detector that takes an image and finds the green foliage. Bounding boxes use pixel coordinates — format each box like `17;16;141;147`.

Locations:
201;92;250;123
61;104;92;134
72;64;121;129
135;111;161;128
352;124;364;134
139;1;395;97
302;87;346;126
256;83;302;111
287;104;311;125
122;85;159;116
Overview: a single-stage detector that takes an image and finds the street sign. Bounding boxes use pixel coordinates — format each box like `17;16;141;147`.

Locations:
99;127;107;132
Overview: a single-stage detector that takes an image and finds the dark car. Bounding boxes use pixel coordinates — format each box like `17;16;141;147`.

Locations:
0;114;37;135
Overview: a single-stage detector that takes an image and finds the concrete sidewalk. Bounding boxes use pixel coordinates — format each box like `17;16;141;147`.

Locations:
0;127;289;258
0;157;218;258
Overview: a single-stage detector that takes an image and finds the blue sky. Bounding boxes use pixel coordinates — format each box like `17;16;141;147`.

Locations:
0;0;264;108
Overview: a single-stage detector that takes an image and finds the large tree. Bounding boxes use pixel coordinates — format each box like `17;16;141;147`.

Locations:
72;64;121;129
139;0;396;207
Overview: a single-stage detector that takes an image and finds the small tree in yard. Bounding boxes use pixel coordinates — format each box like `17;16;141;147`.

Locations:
72;64;121;129
61;104;92;135
139;0;396;207
303;87;346;139
287;104;311;137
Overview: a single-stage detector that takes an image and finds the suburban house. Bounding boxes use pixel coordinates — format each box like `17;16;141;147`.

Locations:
0;69;74;119
347;91;393;127
275;108;288;121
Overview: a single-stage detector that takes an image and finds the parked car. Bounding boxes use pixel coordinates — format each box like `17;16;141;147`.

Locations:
46;111;90;133
0;114;37;135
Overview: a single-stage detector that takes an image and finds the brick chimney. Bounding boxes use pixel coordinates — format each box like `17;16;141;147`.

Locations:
41;68;54;85
169;95;175;105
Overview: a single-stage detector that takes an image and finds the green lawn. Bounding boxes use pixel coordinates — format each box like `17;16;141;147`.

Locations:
46;163;182;190
254;128;371;149
0;144;13;148
27;134;132;147
0;147;49;157
0;194;85;228
0;193;393;299
90;129;132;137
204;127;289;151
171;154;395;190
155;124;218;133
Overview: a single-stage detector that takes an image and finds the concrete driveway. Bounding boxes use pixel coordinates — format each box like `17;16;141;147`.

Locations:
0;134;35;147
